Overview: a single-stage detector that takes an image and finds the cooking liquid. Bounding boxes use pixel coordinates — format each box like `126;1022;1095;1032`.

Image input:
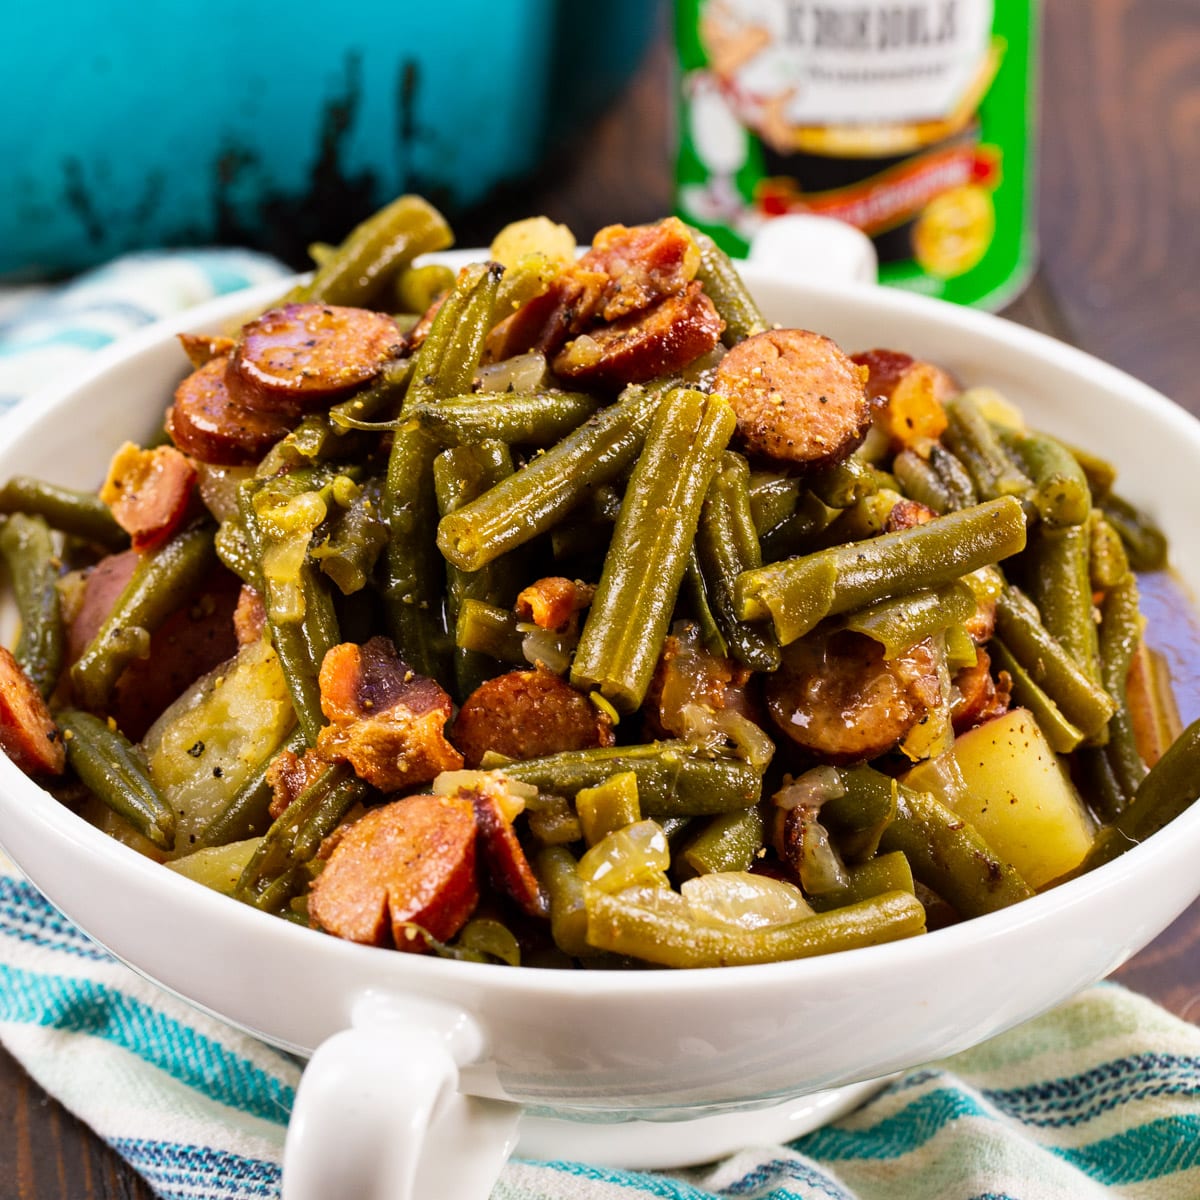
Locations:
674;0;1037;308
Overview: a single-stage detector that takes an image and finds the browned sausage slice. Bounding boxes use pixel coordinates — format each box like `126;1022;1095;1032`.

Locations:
99;442;198;553
316;637;463;792
714;328;871;466
452;669;614;769
309;793;479;950
577;216;700;321
468;778;549;919
552;282;725;388
166;357;293;466
951;648;1012;734
0;647;65;776
227;303;404;414
765;631;941;763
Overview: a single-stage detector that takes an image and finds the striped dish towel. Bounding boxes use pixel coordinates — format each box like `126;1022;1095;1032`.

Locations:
3;255;1200;1199
3;850;1200;1200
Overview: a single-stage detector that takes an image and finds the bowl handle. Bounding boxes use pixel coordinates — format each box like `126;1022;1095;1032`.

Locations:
747;215;879;286
282;991;521;1200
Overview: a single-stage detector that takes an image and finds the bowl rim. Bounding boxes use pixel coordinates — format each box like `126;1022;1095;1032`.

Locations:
2;264;1199;1003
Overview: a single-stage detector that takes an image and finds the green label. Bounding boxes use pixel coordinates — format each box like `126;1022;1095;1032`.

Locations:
674;0;1037;309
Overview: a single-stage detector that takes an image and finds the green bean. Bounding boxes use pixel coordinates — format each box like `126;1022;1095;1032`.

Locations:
394;262;454;314
993;583;1116;737
455;599;525;664
71;523;217;711
309;478;389;596
410;391;601;447
893;449;952;514
1088;510;1130;592
943;393;1034;503
585;888;926;967
380;420;449;680
571;389;736;710
1097;492;1168;571
535;846;591;957
876;773;1035;917
1084;717;1200;870
58;708;175;851
437;380;670;572
193;726;308;850
823;765;898;863
292;194;453;308
328;358;414;430
737;496;1027;644
1076;744;1127;828
0;514;63;698
1024;521;1101;687
833;581;976;659
747;471;803;536
809;851;915;913
1097;572;1147;810
758;491;839;561
577;771;642;845
680;807;764;876
808;457;896;510
499;742;761;818
988;639;1086;754
214;519;255;585
696;452;780;672
1006;430;1091;528
434;441;519;699
0;476;127;550
688;227;767;345
683;545;729;658
1060;440;1118;497
927;443;978;511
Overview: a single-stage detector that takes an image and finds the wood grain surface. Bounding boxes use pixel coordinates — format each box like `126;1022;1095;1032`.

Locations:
3;1;1199;1194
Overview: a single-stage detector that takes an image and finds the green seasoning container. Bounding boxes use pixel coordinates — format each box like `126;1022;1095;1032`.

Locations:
674;1;1037;308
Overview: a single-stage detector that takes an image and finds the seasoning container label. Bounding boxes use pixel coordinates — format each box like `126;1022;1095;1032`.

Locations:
675;0;1037;308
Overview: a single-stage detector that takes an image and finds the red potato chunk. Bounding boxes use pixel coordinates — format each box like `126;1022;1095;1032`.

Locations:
309;793;478;950
316;637;463;792
714;328;871;466
0;647;65;776
226;303;404;415
100;442;198;553
452;669;614;769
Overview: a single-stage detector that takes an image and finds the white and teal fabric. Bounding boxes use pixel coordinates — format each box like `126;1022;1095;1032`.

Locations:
3;851;1200;1199
2;255;1200;1199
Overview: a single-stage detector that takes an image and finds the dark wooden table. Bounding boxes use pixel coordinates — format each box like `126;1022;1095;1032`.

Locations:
4;2;1199;1194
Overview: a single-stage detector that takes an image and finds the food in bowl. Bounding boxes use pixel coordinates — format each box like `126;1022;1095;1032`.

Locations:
0;195;1196;971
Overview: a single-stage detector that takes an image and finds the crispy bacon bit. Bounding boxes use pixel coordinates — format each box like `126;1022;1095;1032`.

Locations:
316;637;462;792
99;442;198;553
177;332;236;369
266;745;326;819
766;631;942;763
452;669;614;768
0;647;65;776
853;348;958;450
233;584;267;648
514;577;595;631
884;498;937;533
468;777;549;918
308;793;478;950
576;216;700;322
951;650;1012;734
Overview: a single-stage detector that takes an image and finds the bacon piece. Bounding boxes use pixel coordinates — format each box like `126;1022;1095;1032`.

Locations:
714;328;872;466
167;356;293;466
884;498;937;533
266;745;327;819
308;793;478;950
951;649;1012;734
227;303;404;415
576;216;700;321
452;669;614;769
553;282;724;388
0;647;65;775
852;348;958;451
233;584;267;648
468;777;548;919
514;577;595;631
177;331;236;369
316;637;462;792
766;631;942;763
99;442;198;553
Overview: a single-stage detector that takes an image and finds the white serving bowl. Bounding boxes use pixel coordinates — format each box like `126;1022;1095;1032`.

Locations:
1;252;1199;1200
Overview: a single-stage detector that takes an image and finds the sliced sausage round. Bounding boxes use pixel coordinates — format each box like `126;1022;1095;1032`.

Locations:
227;303;404;414
552;281;725;388
452;669;614;768
0;647;65;776
308;793;479;950
167;357;292;466
765;630;941;763
714;328;871;466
